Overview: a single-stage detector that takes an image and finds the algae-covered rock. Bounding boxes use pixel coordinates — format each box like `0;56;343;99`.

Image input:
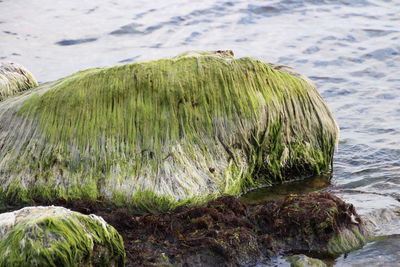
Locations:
0;62;38;101
0;206;125;267
286;254;327;267
0;51;338;211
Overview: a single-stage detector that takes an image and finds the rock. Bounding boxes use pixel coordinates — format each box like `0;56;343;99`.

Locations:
0;51;338;211
0;62;38;101
286;254;327;267
0;206;125;267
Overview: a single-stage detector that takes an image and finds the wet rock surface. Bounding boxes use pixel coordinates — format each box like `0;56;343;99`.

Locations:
28;192;367;266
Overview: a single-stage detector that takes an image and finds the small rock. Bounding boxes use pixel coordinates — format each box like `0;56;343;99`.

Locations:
286;254;327;267
0;206;126;267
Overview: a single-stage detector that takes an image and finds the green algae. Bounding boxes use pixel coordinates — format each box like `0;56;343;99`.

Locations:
0;51;338;212
0;62;38;101
327;226;367;255
0;207;125;267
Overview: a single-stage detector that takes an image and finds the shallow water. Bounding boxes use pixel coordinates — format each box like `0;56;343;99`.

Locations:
1;0;399;265
241;174;333;204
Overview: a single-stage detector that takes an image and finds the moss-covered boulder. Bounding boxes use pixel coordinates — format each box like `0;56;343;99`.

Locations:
0;51;338;211
0;206;125;267
0;62;38;101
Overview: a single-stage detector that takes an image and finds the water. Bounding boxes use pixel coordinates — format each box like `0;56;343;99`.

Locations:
1;0;399;265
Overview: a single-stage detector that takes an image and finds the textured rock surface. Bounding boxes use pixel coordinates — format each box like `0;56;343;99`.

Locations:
0;62;38;101
0;51;338;211
0;206;125;267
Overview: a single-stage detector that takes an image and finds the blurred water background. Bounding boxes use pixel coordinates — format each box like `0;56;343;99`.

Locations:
1;0;399;266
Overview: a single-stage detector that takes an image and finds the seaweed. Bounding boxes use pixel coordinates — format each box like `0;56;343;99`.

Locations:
24;192;366;266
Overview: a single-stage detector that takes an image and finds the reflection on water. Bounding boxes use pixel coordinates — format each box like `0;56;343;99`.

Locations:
335;235;400;267
241;174;332;204
1;0;400;265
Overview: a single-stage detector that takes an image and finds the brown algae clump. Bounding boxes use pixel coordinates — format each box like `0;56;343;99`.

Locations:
254;192;367;255
76;192;366;266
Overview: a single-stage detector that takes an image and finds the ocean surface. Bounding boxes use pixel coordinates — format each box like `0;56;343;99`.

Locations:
1;0;399;266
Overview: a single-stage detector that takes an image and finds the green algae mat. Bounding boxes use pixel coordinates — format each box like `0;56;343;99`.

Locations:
0;51;338;212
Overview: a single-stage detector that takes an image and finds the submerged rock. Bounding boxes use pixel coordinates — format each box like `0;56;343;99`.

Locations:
0;62;38;101
0;206;125;267
0;51;338;211
286;254;327;267
80;192;365;266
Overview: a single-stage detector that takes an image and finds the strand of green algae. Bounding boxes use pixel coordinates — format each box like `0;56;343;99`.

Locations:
0;63;38;101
